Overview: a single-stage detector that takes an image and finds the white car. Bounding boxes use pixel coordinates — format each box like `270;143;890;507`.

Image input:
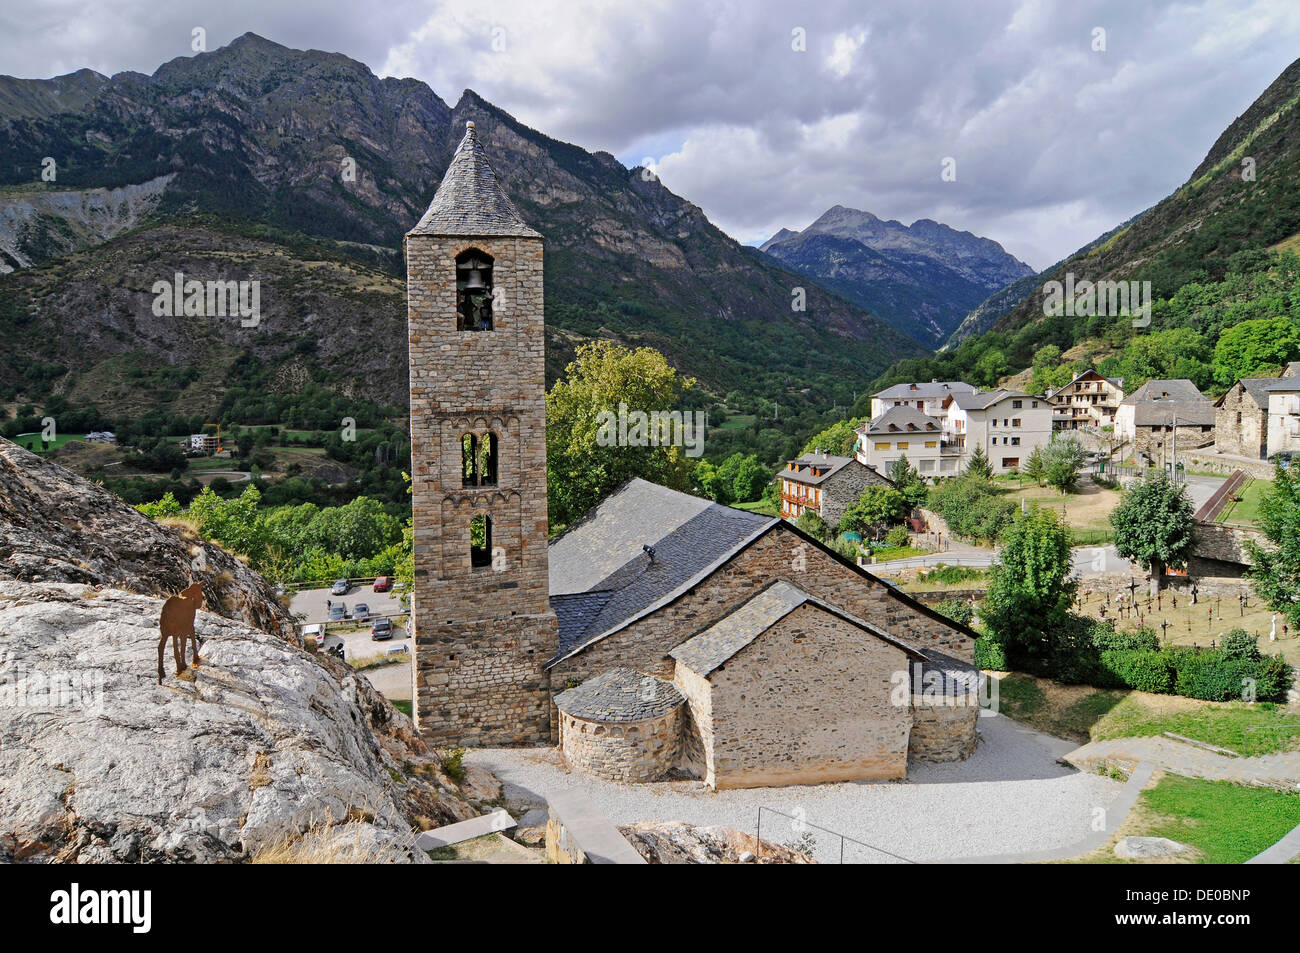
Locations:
302;623;324;646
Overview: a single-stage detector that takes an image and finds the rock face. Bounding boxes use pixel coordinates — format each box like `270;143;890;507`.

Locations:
618;821;815;864
0;581;499;863
0;438;293;640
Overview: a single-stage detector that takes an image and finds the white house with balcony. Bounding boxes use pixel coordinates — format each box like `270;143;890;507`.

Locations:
1046;369;1125;431
855;406;960;479
941;389;1054;475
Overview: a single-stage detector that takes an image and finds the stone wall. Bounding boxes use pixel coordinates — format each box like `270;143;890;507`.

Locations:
1181;451;1276;479
547;524;976;696
407;231;557;745
1132;424;1214;464
1214;385;1267;459
558;707;683;782
680;604;913;790
908;698;979;762
1191;520;1271;567
819;461;892;530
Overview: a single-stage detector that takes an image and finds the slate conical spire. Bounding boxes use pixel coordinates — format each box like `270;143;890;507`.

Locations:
408;120;540;238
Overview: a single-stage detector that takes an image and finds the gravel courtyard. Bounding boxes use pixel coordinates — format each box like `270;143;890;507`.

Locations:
468;712;1124;863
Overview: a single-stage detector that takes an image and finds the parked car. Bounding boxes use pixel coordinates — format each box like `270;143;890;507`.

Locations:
372;576;392;593
302;623;324;646
370;618;393;641
328;603;347;622
330;578;350;595
384;643;409;657
352;603;370;621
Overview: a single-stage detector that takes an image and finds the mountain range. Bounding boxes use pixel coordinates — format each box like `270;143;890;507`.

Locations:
760;206;1034;348
0;33;926;444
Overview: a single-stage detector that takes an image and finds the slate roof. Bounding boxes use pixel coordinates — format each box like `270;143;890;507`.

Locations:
407;121;541;238
668;579;925;678
863;405;944;435
948;388;1032;411
1263;374;1300;393
553;667;684;723
546;479;774;664
1216;378;1275;409
777;452;857;485
913;647;982;699
1123;379;1215;426
874;380;978;400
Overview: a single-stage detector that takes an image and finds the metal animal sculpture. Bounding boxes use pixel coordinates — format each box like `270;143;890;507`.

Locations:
158;581;205;683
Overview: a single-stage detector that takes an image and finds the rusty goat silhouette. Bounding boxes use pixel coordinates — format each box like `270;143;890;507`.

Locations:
158;581;205;683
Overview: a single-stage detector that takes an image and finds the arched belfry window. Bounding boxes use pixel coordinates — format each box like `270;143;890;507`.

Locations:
480;432;499;486
461;433;478;487
470;514;492;568
456;249;494;331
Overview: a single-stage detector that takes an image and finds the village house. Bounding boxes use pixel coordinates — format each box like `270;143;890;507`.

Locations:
1264;362;1300;460
405;122;983;789
869;380;978;421
1114;379;1216;466
1045;369;1125;431
776;450;891;526
856;405;959;479
1214;378;1272;459
941;388;1054;475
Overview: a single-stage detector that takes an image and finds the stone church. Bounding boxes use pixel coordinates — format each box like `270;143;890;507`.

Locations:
406;122;981;789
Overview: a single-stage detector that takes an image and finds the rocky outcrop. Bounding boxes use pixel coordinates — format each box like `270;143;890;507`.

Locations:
618;821;816;864
0;581;500;863
0;438;293;640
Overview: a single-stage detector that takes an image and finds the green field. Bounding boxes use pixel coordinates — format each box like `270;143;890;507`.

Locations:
13;432;87;452
1217;477;1269;527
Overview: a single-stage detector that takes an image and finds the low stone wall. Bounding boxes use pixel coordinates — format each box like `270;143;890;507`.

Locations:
557;707;682;782
1191;520;1271;567
1182;451;1275;480
908;588;987;607
908;698;979;762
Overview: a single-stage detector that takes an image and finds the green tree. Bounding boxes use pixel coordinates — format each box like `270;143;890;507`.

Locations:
838;486;907;538
1246;462;1300;629
1212;316;1300;386
546;342;696;530
887;454;928;511
1042;436;1087;494
981;507;1075;648
964;445;992;480
1118;328;1213;391
1024;445;1047;484
1110;475;1195;594
800;418;864;457
794;510;829;542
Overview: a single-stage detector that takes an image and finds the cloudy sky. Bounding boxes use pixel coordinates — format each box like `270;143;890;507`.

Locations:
5;0;1300;268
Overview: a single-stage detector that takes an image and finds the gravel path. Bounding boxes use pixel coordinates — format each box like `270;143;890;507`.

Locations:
468;712;1124;863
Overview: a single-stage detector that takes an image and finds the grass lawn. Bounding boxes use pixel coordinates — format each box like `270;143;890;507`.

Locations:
12;432;86;452
988;671;1300;752
1091;695;1300;755
1072;772;1300;864
712;413;757;431
868;545;930;562
391;699;413;718
993;476;1121;534
1216;477;1269;527
732;499;779;516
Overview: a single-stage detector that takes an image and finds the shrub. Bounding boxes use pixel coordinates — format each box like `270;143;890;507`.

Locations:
438;747;467;782
974;636;1007;669
1220;628;1261;661
1092;623;1160;653
885;525;909;548
1099;649;1173;693
936;598;975;627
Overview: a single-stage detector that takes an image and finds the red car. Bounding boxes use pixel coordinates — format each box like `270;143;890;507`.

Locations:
372;576;392;593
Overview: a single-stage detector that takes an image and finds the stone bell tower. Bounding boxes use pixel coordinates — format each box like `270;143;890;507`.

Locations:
405;120;556;746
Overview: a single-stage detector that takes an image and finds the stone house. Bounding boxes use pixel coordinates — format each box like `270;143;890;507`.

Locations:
546;479;981;789
1214;378;1272;459
407;121;983;788
1115;379;1215;466
1046;368;1125;431
777;450;891;525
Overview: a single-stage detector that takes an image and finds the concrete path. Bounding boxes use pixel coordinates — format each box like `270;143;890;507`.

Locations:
415;808;516;850
1246;821;1300;864
1064;736;1300;791
872;544;1135;577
